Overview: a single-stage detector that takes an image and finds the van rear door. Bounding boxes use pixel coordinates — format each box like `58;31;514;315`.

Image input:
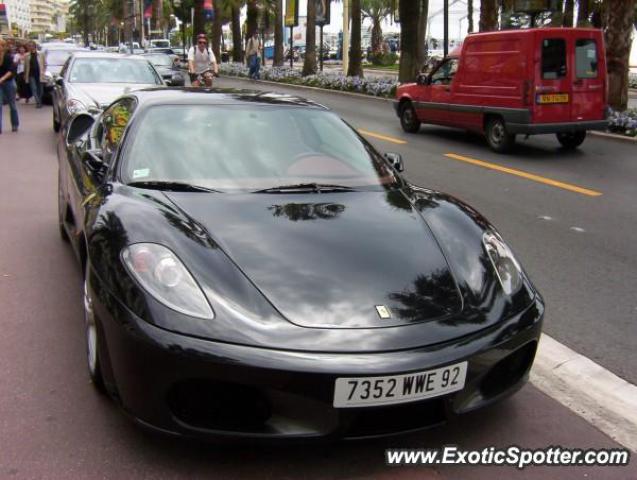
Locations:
571;31;606;121
534;32;571;123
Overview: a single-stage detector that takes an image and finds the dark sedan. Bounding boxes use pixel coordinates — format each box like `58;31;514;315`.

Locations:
57;88;544;441
140;53;185;86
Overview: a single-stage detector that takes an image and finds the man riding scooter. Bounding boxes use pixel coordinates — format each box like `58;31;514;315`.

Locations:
188;33;218;86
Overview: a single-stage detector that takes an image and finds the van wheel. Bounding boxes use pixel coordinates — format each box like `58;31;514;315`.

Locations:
400;102;421;133
485;118;515;153
557;131;586;149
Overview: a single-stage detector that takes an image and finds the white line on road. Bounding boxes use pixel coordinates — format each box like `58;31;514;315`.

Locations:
531;334;637;452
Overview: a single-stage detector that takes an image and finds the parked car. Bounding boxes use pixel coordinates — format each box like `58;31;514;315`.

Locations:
395;28;608;152
57;88;543;441
52;52;164;132
42;44;87;104
140;53;185;86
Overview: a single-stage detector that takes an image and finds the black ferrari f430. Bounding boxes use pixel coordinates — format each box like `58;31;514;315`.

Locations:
57;88;544;440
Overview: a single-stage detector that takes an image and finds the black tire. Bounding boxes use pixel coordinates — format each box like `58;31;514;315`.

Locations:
400;102;421;133
57;173;69;242
83;263;107;395
556;131;586;149
485;117;516;153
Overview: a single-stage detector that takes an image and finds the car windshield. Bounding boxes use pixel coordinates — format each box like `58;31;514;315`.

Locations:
121;105;399;191
69;58;161;84
144;54;172;66
46;49;75;66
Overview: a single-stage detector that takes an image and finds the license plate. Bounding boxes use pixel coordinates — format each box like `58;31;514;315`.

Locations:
537;93;569;104
333;362;467;408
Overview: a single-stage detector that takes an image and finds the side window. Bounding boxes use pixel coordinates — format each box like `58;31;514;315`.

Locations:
100;98;137;164
430;59;459;85
542;38;566;79
575;39;598;79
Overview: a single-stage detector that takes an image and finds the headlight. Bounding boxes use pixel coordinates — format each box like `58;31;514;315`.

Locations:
66;99;87;115
482;232;523;296
121;243;214;319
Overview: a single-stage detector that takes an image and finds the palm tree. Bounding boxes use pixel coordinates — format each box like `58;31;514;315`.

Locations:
605;0;636;110
563;0;575;26
303;0;317;75
347;0;363;77
467;0;474;32
246;0;258;38
479;0;498;31
577;0;590;26
361;0;392;54
274;0;284;66
398;0;421;82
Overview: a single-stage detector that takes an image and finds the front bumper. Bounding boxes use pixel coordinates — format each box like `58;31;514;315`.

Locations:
92;272;544;441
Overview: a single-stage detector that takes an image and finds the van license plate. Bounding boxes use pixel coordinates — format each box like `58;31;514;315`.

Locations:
333;362;467;408
537;93;569;104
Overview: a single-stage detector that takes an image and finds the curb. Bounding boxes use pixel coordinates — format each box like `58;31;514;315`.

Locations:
590;130;637;143
219;75;394;104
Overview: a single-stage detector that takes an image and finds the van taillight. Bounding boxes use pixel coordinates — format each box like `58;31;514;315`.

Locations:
523;80;533;106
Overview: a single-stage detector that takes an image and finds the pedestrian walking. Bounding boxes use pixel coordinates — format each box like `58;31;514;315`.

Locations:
0;38;19;133
246;32;261;80
13;45;30;102
25;42;45;108
187;34;218;86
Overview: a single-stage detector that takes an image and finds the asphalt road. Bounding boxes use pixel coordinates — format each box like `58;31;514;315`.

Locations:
0;98;635;479
215;77;637;386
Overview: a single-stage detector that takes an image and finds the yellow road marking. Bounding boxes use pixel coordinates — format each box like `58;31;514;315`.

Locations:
444;153;603;197
358;129;407;145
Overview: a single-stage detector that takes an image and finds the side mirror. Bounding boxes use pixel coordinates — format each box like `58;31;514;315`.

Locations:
82;149;106;180
66;112;95;145
56;77;64;87
170;73;185;87
384;152;404;172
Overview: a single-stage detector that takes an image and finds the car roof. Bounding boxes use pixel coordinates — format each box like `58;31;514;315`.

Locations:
126;88;329;110
70;51;150;61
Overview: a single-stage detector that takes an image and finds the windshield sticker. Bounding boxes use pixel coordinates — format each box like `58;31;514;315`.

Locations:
132;168;150;179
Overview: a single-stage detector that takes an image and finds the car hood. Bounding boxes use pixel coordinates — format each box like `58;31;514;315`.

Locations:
166;189;463;329
67;82;158;109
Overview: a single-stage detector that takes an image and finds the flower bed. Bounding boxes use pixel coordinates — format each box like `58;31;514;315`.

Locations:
219;62;398;98
608;108;637;137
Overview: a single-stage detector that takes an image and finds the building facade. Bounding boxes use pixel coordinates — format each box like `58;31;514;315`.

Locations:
5;0;32;35
28;0;67;35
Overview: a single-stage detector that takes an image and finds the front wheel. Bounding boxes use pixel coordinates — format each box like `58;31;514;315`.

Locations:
556;131;586;149
400;102;421;133
485;117;516;153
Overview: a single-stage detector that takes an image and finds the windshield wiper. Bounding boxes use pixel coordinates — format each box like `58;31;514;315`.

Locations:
253;183;356;194
127;181;220;193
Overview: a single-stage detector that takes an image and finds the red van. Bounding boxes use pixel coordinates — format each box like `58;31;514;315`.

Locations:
395;28;608;152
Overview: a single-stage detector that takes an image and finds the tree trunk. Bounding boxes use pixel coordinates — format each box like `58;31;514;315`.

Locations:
348;0;363;77
303;0;317;75
417;0;428;66
231;5;243;62
605;0;635;110
563;0;575;27
479;0;498;32
577;0;590;26
211;3;222;61
192;0;204;46
246;0;258;38
549;0;564;26
398;0;421;82
274;0;284;66
371;19;382;53
468;0;474;33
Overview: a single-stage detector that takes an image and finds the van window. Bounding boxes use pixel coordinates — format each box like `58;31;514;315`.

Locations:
430;58;459;85
542;39;566;80
575;39;598;79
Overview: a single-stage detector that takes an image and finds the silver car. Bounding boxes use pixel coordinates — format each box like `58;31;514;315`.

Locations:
52;52;164;132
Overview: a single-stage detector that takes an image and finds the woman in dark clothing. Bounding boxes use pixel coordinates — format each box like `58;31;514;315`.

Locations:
25;42;44;108
0;38;19;133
